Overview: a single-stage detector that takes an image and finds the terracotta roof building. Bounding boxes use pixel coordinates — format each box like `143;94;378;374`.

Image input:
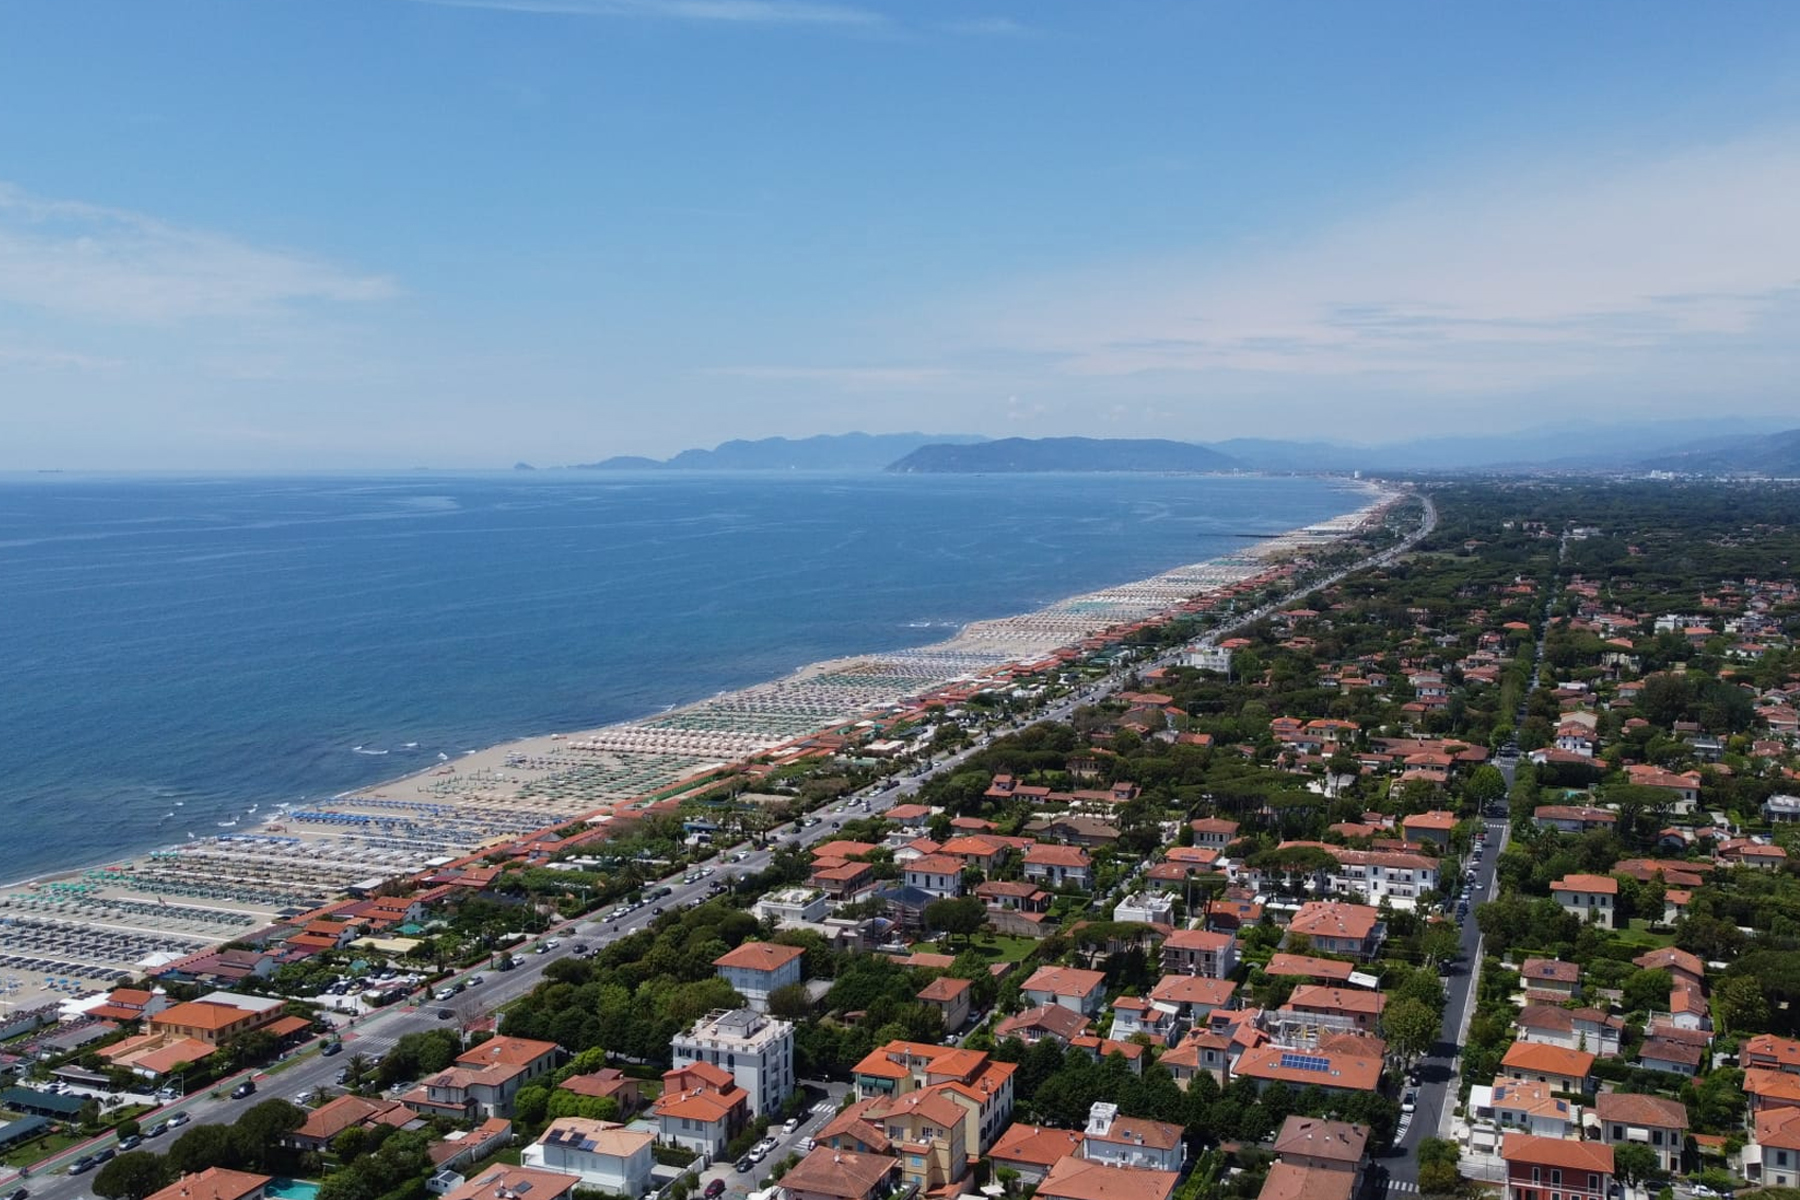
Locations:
145;1170;271;1200
1036;1157;1178;1200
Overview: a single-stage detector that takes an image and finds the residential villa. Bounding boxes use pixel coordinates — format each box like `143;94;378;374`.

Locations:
1501;1134;1613;1200
522;1117;655;1198
1499;1043;1594;1095
713;942;806;1014
1022;966;1108;1016
1286;902;1386;960
1595;1091;1688;1175
653;1062;748;1157
1550;874;1618;929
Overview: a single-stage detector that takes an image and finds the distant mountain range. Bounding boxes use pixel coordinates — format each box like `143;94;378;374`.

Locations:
1637;428;1800;477
888;437;1240;474
578;432;985;472
565;418;1800;476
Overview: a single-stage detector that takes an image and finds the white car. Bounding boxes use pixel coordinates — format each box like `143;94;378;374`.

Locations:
783;1117;799;1134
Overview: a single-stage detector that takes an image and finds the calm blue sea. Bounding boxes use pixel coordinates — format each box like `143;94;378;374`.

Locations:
0;471;1361;881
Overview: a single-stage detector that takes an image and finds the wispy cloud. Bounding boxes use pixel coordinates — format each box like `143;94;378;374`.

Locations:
405;0;887;27
0;183;396;325
702;364;956;388
941;16;1031;36
967;130;1800;393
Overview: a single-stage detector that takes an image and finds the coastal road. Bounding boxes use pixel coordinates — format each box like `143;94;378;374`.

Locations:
15;746;937;1197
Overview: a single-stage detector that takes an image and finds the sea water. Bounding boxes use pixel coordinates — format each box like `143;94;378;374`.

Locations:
0;470;1361;880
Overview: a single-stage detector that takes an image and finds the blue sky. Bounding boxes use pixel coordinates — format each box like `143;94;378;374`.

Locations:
3;1;1799;468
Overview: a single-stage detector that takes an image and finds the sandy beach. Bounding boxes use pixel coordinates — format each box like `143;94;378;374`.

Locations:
0;483;1394;1019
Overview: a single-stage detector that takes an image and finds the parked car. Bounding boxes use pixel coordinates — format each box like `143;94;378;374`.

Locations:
67;1157;96;1176
782;1117;799;1134
4;1185;28;1200
143;1121;168;1139
167;1112;190;1128
92;1148;115;1165
705;1182;727;1199
118;1134;142;1151
231;1080;257;1098
1402;1090;1418;1113
735;1157;754;1173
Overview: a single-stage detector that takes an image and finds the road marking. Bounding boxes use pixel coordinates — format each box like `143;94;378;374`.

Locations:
1388;1182;1419;1194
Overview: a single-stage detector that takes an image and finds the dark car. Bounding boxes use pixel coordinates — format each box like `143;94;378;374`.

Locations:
5;1186;28;1200
735;1157;754;1174
320;1040;343;1056
705;1181;727;1199
438;1008;454;1019
231;1080;257;1098
92;1148;116;1165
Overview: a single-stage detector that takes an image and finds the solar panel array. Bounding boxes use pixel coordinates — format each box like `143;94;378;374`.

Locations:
1279;1052;1332;1072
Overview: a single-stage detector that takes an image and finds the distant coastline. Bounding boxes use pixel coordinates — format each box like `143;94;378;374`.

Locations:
0;474;1388;1017
330;479;1392;820
3;481;1385;896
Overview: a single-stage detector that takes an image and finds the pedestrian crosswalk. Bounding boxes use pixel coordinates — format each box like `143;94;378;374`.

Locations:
1387;1180;1419;1194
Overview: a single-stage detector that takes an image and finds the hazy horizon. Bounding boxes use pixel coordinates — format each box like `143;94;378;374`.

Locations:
4;1;1799;469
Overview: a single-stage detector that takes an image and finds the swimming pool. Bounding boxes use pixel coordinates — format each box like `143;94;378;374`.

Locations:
267;1180;321;1200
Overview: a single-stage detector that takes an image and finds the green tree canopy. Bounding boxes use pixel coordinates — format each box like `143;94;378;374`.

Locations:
94;1152;175;1200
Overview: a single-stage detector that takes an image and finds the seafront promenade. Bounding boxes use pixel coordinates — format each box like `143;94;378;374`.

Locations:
0;488;1394;1017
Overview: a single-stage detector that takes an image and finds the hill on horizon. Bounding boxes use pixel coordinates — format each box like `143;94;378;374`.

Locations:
577;431;987;472
1638;427;1800;476
887;437;1240;474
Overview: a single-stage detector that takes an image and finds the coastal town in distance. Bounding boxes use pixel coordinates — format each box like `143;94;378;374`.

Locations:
4;473;1800;1200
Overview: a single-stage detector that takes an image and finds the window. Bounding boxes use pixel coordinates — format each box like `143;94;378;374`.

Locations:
1551;1170;1562;1186
1533;1169;1542;1185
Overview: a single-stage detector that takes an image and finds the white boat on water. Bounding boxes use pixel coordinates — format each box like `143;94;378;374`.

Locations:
217;818;238;828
